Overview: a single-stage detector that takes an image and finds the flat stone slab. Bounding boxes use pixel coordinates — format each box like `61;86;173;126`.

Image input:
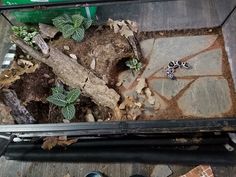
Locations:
151;165;172;177
142;35;218;78
175;49;222;77
178;77;232;117
155;48;222;77
149;79;193;100
140;38;155;58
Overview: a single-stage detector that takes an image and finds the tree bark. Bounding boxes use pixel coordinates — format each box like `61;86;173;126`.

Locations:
127;35;143;62
2;89;36;124
11;36;120;109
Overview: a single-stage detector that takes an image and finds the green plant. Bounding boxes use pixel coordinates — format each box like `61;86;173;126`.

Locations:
52;14;92;42
47;86;80;120
12;26;38;47
125;58;142;73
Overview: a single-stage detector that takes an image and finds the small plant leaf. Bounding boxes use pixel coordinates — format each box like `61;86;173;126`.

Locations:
52;86;64;95
47;93;67;107
52;16;67;30
83;19;92;29
72;14;84;28
72;28;84;42
66;89;80;104
63;14;73;23
62;24;75;38
61;104;76;120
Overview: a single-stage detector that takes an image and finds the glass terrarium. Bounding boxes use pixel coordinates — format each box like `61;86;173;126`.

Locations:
0;0;236;163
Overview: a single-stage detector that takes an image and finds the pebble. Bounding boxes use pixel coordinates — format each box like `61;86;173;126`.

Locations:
90;59;96;70
85;109;95;122
135;78;146;94
116;80;123;87
43;74;50;78
19;55;24;58
48;79;55;84
69;54;77;60
64;45;70;51
63;119;70;123
97;119;103;122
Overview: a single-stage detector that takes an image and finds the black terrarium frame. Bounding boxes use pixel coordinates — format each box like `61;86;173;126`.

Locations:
0;0;236;164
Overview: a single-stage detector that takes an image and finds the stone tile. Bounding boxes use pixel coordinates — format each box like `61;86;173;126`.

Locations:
143;93;168;116
177;77;232;117
179;165;214;177
149;79;193;100
151;165;172;177
155;49;223;78
174;49;222;77
142;35;218;78
140;38;155;58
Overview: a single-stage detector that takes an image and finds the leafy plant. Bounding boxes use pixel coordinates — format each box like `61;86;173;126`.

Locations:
12;26;38;47
47;86;80;120
52;14;92;42
126;58;142;73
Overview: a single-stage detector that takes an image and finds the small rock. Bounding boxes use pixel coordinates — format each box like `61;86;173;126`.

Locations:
48;79;55;84
144;88;155;105
90;59;96;70
128;107;141;120
85;109;95;122
135;78;146;94
64;45;70;51
69;54;77;60
159;32;164;36
97;119;103;122
208;29;213;32
134;102;142;108
116;80;123;87
151;165;172;177
43;74;50;78
19;55;24;58
63;119;70;123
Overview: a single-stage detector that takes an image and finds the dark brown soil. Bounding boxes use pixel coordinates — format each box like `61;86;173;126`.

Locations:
10;63;55;104
51;26;133;86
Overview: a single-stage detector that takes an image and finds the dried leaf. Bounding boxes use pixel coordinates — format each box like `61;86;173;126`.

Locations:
17;59;33;67
113;106;122;120
126;20;138;33
144;88;156;105
41;136;78;150
0;61;39;87
107;18;123;33
41;137;58;150
0;102;14;124
128;107;141;120
63;173;71;177
135;78;146;94
120;25;134;38
119;96;135;110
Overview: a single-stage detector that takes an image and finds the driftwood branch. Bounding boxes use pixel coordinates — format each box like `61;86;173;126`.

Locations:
33;34;49;55
127;35;143;61
12;36;120;109
2;89;36;124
